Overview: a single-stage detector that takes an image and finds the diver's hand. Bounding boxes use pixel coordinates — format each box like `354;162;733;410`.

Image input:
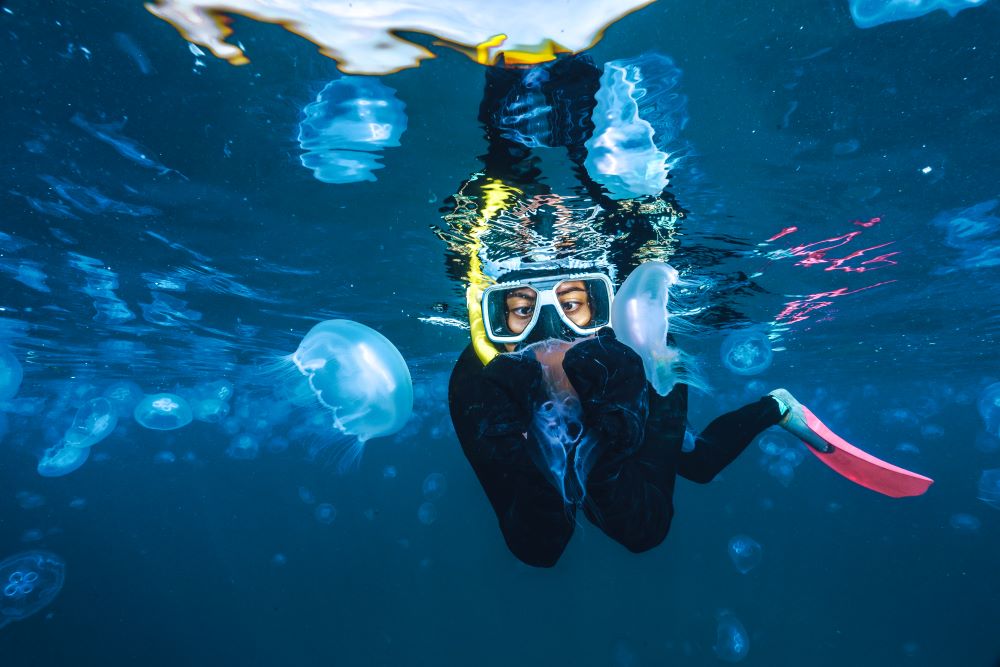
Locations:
562;328;648;453
479;352;545;437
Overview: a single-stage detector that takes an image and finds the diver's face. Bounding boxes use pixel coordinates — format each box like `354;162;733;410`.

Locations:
504;280;593;336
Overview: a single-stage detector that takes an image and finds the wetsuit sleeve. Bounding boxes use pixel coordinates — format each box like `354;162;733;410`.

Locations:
448;345;574;567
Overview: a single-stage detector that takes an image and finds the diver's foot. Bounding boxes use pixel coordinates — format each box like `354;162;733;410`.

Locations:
768;388;834;454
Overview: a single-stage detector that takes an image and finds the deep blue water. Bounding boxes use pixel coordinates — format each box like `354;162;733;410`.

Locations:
1;1;999;665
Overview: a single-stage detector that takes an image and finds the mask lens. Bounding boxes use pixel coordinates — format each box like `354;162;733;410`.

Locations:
554;278;611;332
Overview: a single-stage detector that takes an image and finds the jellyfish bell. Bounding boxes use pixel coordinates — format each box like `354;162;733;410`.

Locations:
282;319;413;470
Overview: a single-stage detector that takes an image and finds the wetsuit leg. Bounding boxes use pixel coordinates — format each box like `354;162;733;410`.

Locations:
449;345;575;567
679;396;783;484
581;383;689;554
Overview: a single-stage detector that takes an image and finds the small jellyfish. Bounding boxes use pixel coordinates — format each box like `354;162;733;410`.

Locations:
134;393;193;431
382;465;398;479
190;380;234;423
64;397;118;448
0;347;24;402
720;329;773;376
298;486;316;505
37;443;89;478
267;436;289;454
421;473;447;500
0;550;66;629
727;535;763;574
226;434;259;460
949;513;981;533
68;498;87;510
314;503;337;525
286;319;413;463
15;492;45;510
20;529;43;544
417;501;437;525
713;611;750;662
978;382;1000;438
101;381;144;418
977;469;1000;510
271;553;287;567
152;451;176;464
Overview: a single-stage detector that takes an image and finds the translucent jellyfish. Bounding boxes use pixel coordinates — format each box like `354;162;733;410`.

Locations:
314;503;336;525
288;319;413;447
417;501;438;525
37;442;89;478
0;551;66;629
727;535;763;574
152;451;176;464
298;486;316;505
225;434;259;460
611;261;682;396
20;529;43;544
190;380;234;423
382;465;398;479
932;199;1000;271
977;382;1000;438
102;381;144;418
976;469;1000;510
713;611;750;662
297;78;407;184
0;347;24;401
720;329;773;376
850;0;988;29
134;393;193;431
421;473;447;500
15;492;45;510
64;397;118;448
585;53;689;199
68;497;87;510
949;513;981;533
271;553;287;567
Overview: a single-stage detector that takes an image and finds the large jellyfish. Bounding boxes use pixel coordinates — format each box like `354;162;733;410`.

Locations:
0;551;65;629
64;397;118;448
134;393;193;431
585;52;689;199
297;77;407;185
849;0;988;29
610;261;682;396
37;442;90;478
0;347;24;401
287;319;413;457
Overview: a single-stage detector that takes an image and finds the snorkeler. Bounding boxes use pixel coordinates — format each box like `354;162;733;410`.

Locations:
443;53;932;567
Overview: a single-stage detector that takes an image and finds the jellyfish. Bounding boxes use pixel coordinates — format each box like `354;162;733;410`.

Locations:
37;442;90;478
585;53;689;199
225;434;259;460
284;320;413;466
297;77;407;184
978;382;1000;438
850;0;988;29
949;513;981;533
610;261;682;396
713;611;750;662
102;381;144;418
189;379;234;424
314;503;336;525
0;347;24;402
0;550;66;629
977;469;1000;510
417;501;438;525
727;535;763;574
64;397;118;448
421;473;447;500
720;328;773;376
134;393;193;431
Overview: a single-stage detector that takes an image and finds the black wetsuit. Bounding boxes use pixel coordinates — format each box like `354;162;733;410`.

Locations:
449;330;783;567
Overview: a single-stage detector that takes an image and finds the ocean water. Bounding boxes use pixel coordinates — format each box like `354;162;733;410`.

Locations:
1;1;999;665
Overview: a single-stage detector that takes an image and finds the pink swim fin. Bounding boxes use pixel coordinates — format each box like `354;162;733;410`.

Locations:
770;389;934;498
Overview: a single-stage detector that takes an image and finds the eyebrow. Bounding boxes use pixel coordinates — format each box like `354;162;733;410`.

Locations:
506;290;536;301
556;286;586;297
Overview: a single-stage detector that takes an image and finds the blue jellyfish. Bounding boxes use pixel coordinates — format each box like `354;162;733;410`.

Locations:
37;442;90;478
720;329;773;376
287;319;413;450
0;347;24;402
610;262;683;396
978;382;1000;438
727;535;763;574
297;78;407;184
15;492;45;510
421;473;447;500
134;393;193;431
102;380;144;418
314;503;336;525
850;0;988;29
225;434;259;460
977;469;1000;510
713;611;750;662
152;451;176;464
64;397;118;448
0;551;66;629
949;513;981;533
191;380;234;423
585;53;689;199
417;501;438;525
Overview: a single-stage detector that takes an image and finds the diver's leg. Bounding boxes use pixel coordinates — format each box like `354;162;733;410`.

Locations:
580;383;688;554
678;396;783;484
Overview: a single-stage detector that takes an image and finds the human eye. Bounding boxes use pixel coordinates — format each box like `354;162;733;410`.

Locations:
512;306;534;318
